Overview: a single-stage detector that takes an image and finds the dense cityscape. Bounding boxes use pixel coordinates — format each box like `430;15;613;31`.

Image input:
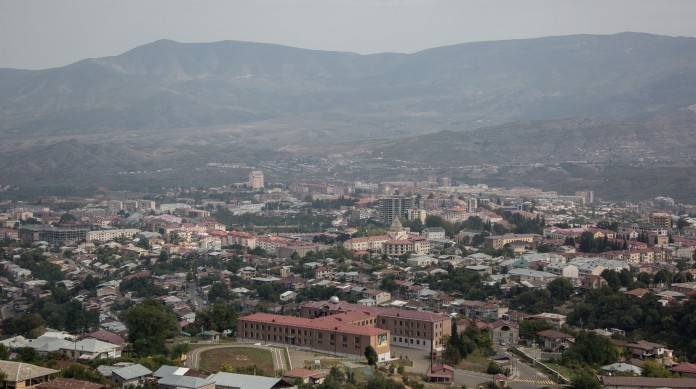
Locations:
1;168;695;389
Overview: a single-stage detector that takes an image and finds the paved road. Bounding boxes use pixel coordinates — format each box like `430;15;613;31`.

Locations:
186;343;289;372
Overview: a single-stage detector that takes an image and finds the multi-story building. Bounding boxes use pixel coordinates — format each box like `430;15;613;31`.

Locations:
86;229;141;243
649;212;672;230
301;298;451;352
248;171;264;190
406;209;427;224
19;225;88;244
237;312;390;361
343;235;389;252
483;233;536;249
378;196;412;225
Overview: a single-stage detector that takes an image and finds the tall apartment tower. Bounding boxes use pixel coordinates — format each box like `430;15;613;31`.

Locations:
649;211;672;229
467;197;478;212
378;196;413;225
575;190;595;206
248;171;264;190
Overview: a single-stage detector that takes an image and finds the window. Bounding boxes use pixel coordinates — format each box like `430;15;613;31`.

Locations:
355;336;360;343
330;334;335;341
342;335;348;342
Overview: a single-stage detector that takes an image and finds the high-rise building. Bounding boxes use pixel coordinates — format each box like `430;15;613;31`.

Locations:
248;170;264;190
378;196;412;225
467;197;478;212
649;211;672;229
575;190;594;206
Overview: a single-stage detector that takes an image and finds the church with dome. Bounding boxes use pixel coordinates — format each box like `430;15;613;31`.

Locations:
342;217;431;256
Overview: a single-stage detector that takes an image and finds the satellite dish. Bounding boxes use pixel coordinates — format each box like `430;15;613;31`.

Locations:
329;296;340;304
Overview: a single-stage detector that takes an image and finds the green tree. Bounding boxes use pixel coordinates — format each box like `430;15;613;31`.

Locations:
571;371;601;389
208;282;233;302
562;331;618;366
600;269;621;291
123;298;179;357
486;361;502;375
642;360;673;378
364;345;378;366
328;365;345;383
519;319;551;342
547;277;574;301
0;344;9;360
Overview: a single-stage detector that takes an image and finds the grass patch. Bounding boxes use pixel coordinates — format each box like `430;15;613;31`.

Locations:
457;349;492;373
542;362;574;380
199;347;274;374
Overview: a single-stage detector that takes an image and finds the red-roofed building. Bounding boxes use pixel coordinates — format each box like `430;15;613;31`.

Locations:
670;362;696;377
79;330;126;347
537;329;574;351
237;313;390;361
282;368;324;385
301;299;451;351
427;364;454;383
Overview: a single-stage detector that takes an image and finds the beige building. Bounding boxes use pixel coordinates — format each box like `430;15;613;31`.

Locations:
649;212;672;229
483;234;536;249
86;229;141;243
0;361;58;389
248;170;264;190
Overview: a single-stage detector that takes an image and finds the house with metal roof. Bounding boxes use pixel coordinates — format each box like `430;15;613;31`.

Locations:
206;372;292;389
111;364;153;388
158;375;214;389
153;365;189;379
0;361;59;389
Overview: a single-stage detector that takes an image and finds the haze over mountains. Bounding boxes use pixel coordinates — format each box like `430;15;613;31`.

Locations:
1;32;695;200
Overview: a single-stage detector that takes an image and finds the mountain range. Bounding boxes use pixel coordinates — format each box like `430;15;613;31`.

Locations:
1;32;696;201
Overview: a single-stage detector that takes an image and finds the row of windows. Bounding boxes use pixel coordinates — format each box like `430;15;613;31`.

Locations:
242;330;360;344
393;337;434;346
390;320;431;329
242;331;364;350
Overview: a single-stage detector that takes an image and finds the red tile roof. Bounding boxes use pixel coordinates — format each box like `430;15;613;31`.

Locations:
670;363;696;374
239;313;386;336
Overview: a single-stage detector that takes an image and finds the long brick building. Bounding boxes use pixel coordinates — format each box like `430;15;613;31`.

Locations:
301;298;451;352
237;312;390;361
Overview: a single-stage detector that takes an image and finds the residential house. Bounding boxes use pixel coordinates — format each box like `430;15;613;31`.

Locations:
612;340;666;359
158;375;215;389
279;291;297;302
537;329;574;351
281;369;324;386
581;274;608;290
0;361;58;389
487;320;519;346
111;364;153;388
421;227;446;240
529;313;566;329
206;372;292;389
426;364;454;384
362;289;391;304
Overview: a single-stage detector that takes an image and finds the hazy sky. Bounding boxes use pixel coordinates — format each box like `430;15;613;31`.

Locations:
3;0;696;70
